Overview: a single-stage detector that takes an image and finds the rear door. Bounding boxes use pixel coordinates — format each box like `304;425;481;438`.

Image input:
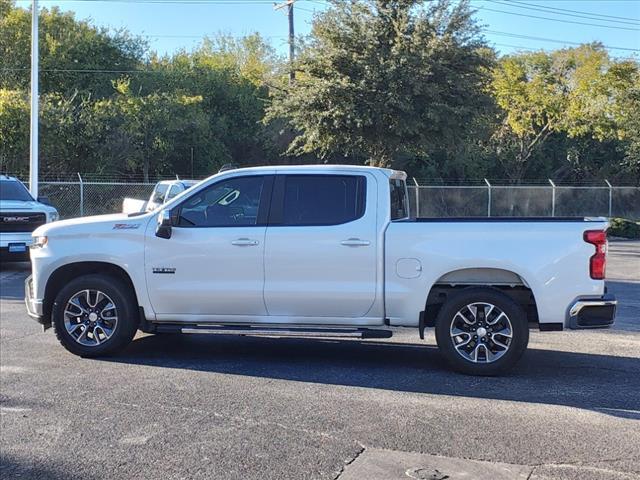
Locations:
263;173;378;318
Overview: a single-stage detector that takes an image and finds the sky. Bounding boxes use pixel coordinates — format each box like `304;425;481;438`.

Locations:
14;0;640;59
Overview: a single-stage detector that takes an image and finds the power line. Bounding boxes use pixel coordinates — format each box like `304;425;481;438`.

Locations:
477;6;640;32
506;1;640;24
143;33;287;38
23;0;278;2
493;42;538;52
17;0;286;3
484;30;640;53
1;67;166;73
490;43;634;60
481;0;640;26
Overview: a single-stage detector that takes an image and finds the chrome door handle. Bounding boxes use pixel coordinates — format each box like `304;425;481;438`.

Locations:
231;238;259;246
341;238;370;247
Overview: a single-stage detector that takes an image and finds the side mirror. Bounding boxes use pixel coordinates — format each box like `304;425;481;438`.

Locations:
38;196;52;206
155;209;173;239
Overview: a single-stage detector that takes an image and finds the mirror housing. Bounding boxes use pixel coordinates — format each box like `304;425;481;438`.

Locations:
38;196;52;206
155;209;173;239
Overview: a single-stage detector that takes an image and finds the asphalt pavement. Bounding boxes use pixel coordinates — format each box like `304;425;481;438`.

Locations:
1;241;639;480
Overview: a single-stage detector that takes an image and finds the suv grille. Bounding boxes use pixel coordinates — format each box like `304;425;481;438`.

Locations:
0;212;46;233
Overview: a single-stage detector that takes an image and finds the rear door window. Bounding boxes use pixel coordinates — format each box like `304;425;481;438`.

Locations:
278;175;366;226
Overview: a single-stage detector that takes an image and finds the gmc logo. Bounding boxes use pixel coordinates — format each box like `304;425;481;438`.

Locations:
1;216;30;223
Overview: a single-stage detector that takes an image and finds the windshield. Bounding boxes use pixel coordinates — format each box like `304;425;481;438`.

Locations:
150;184;169;205
0;180;34;201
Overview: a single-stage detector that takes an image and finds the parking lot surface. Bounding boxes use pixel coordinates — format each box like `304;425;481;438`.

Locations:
1;241;639;480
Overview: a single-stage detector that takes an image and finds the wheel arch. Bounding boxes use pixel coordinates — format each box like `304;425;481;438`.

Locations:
422;267;539;329
44;261;140;322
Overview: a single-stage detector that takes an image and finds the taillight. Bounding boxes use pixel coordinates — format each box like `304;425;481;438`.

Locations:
584;230;607;280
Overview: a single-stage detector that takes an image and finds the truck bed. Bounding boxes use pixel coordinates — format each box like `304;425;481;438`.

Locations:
408;217;605;222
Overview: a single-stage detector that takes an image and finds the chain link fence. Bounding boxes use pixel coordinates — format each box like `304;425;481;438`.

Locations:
18;177;640;221
408;183;640;220
39;181;156;219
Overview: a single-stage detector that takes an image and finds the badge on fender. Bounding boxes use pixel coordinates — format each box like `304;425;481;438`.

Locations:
153;267;176;274
113;223;140;230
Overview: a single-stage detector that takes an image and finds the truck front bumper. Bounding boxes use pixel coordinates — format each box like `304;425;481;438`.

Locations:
568;294;617;329
24;275;49;328
0;231;34;248
0;232;33;257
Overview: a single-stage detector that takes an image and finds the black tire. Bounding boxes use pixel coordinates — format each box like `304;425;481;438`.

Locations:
52;274;138;357
434;287;529;376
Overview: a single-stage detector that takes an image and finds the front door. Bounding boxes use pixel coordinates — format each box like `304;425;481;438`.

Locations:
145;174;273;319
263;173;378;319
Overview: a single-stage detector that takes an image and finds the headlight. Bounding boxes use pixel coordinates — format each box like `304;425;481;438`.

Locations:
31;236;48;249
49;211;59;222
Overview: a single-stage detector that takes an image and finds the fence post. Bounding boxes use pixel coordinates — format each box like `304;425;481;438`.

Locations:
484;178;491;217
77;172;84;217
548;179;556;217
604;179;613;218
412;177;420;217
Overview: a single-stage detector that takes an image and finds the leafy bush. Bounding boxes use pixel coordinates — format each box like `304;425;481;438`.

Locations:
608;218;640;239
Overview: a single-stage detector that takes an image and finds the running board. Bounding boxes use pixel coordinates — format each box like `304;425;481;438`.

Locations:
156;324;393;339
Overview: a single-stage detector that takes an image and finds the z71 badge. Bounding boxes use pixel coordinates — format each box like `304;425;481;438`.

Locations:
152;267;176;274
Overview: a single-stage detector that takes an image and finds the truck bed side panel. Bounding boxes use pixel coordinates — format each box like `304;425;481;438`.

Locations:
384;220;608;327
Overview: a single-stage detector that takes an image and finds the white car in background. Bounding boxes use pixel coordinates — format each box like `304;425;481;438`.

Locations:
0;175;59;259
122;179;199;214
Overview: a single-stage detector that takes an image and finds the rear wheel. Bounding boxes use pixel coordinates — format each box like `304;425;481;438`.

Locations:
52;274;138;357
434;287;529;375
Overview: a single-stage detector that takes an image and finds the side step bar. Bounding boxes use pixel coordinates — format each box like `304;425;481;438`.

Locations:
155;324;393;339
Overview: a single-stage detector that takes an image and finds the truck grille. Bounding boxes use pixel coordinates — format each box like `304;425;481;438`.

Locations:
0;212;46;233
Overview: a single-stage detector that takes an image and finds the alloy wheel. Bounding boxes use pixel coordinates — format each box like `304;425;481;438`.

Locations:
63;289;119;346
449;302;513;363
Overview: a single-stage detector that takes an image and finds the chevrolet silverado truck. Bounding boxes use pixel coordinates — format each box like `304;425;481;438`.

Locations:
1;175;59;260
25;166;616;375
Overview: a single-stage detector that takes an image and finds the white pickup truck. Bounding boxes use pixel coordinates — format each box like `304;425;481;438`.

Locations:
25;166;616;375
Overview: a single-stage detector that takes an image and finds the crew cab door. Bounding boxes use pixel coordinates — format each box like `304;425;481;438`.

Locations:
263;173;378;318
145;174;273;318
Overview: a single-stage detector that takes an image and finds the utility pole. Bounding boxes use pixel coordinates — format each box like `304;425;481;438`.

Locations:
274;0;295;83
29;0;39;198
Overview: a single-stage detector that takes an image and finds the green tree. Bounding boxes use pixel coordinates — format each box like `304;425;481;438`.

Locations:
490;45;638;180
84;80;214;181
0;1;146;98
139;35;281;169
0;88;29;172
197;33;280;87
269;0;492;168
0;88;84;176
607;62;640;183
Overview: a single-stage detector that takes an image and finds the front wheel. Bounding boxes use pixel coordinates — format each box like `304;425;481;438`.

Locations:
52;274;138;357
434;287;529;375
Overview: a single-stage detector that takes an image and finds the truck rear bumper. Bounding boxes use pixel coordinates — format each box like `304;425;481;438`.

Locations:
568;294;617;329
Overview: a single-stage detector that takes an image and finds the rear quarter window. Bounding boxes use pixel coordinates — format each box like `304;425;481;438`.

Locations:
390;179;408;220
